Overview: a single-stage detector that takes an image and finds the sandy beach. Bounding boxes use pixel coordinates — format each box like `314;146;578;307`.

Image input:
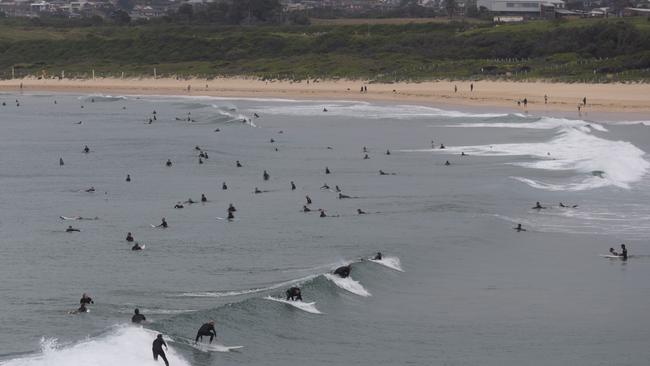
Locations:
1;77;649;117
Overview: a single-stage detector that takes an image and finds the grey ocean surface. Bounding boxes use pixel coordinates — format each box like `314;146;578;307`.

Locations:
1;93;650;366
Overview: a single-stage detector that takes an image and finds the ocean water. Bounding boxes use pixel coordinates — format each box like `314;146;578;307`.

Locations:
1;93;650;366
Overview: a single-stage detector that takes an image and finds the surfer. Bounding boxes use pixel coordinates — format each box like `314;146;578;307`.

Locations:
291;181;296;190
126;174;131;182
132;242;143;251
254;187;262;194
263;170;270;181
373;252;382;260
364;154;370;159
335;185;341;192
306;195;312;205
222;182;228;190
228;204;236;213
201;194;207;202
174;202;184;209
338;193;351;199
132;308;146;323
227;211;235;221
286;287;303;301
71;302;88;314
333;265;351;278
85;187;95;192
357;209;366;215
166;159;172;167
559;202;579;208
440;144;445;149
386;149;391;155
59;158;64;166
379;170;395;175
83;145;90;153
66;225;80;232
236;160;242;167
609;248;620;256
126;232;134;242
319;209;327;217
621;244;628;260
532;202;546;210
514;224;526;232
185;198;196;205
80;293;94;305
325;167;331;174
152;334;169;366
159;218;168;228
303;205;311;212
195;321;217;344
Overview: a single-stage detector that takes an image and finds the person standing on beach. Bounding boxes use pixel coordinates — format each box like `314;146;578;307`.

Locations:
454;85;457;93
583;97;587;106
470;83;474;92
544;94;548;104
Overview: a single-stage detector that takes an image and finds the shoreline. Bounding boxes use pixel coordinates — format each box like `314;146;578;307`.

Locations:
2;77;649;121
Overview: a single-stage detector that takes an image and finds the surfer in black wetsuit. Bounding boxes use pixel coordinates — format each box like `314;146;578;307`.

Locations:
159;218;168;228
286;287;303;301
263;170;270;181
621;244;628;260
319;209;327;217
174;202;184;209
236;160;242;167
514;224;526;232
126;232;134;242
195;321;217;344
228;204;236;213
306;195;312;205
373;252;382;260
303;205;311;212
364;154;370;159
222;182;228;190
72;303;88;314
166;159;172;167
85;187;95;193
338;193;351;199
227;211;235;221
386;149;391;155
185;198;195;205
444;160;451;166
254;187;262;194
80;293;94;306
533;202;546;210
152;334;169;366
59;158;64;166
201;194;207;202
132;308;146;323
291;181;296;190
333;265;351;278
325;167;331;174
83;145;90;153
66;225;80;232
126;174;131;182
132;242;143;251
357;209;366;215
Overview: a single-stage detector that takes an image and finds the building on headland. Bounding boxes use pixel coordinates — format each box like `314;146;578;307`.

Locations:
477;0;565;15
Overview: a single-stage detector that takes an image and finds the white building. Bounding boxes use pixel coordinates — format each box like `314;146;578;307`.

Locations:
477;0;564;13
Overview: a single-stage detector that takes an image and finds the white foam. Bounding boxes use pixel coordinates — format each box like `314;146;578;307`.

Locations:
324;274;371;297
250;102;506;120
368;256;404;272
445;116;607;132
435;126;649;191
1;326;190;366
264;296;322;314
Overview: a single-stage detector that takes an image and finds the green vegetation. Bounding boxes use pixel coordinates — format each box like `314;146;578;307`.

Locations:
1;17;649;82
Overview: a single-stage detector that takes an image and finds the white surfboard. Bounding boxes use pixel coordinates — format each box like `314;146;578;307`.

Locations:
174;337;243;353
600;254;624;259
264;296;322;314
324;273;371;297
368;257;404;272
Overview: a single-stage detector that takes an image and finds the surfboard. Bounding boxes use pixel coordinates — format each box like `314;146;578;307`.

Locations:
368;257;404;272
60;216;79;220
173;337;243;352
264;296;322;314
600;254;624;259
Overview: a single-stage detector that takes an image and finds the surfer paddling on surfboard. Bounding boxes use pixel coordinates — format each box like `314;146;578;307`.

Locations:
333;265;351;278
532;202;546;210
195;320;217;344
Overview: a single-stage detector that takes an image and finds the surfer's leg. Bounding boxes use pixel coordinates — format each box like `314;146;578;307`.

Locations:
153;350;158;361
209;334;214;343
159;351;169;366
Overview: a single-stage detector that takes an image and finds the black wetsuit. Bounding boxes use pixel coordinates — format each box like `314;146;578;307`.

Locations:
334;266;350;278
373;253;382;260
286;287;303;301
195;323;217;343
152;338;169;366
80;296;93;305
132;313;146;323
132;244;142;251
622;247;628;260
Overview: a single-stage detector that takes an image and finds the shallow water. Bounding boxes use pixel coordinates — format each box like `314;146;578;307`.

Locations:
1;93;650;366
